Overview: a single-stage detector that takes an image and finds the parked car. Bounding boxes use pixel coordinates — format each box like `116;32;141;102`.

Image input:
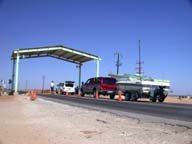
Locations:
56;82;64;94
81;77;117;99
56;81;75;95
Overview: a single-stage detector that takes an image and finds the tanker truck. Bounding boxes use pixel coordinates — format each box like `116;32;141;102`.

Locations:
109;74;170;103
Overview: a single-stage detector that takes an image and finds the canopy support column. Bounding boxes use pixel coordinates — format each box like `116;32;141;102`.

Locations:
11;59;16;93
14;53;20;95
78;63;82;92
96;59;100;77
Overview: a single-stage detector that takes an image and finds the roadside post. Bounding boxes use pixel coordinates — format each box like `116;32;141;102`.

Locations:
96;90;99;99
78;90;81;97
30;90;37;101
66;91;69;96
118;90;122;102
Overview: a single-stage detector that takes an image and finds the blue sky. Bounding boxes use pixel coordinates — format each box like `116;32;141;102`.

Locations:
0;0;192;94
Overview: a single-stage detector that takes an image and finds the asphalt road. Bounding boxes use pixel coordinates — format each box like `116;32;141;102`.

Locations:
38;94;192;122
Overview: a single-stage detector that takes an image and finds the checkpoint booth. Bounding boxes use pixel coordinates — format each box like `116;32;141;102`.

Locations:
11;45;101;95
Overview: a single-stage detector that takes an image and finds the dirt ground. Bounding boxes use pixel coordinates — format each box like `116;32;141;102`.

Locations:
0;95;191;144
113;95;192;104
165;96;192;104
138;96;192;104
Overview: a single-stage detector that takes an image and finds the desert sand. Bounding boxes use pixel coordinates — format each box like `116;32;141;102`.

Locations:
0;95;191;144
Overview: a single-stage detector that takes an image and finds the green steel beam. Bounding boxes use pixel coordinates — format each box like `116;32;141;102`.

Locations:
12;46;101;61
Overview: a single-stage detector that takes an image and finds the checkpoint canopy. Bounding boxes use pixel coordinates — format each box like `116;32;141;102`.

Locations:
11;45;101;94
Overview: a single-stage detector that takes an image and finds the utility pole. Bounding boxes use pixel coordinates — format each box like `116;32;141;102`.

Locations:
25;80;28;91
136;40;144;76
114;53;122;75
42;75;45;93
138;40;141;75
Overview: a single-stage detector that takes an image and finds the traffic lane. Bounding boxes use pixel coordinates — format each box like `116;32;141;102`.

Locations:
38;94;192;122
40;94;192;109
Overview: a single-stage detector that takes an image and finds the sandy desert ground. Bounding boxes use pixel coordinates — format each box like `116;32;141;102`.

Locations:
165;96;192;104
138;96;192;104
112;95;192;104
0;95;191;144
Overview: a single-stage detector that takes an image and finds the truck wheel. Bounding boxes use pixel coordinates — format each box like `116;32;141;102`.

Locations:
56;89;58;94
93;89;97;98
150;97;157;102
158;97;165;102
158;93;166;102
81;89;85;97
110;95;115;99
131;92;138;101
124;92;131;101
131;96;138;101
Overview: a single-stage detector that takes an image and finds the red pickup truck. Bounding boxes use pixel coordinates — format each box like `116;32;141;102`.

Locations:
81;77;117;99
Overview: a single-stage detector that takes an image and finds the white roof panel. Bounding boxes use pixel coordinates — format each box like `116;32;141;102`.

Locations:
11;45;101;64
